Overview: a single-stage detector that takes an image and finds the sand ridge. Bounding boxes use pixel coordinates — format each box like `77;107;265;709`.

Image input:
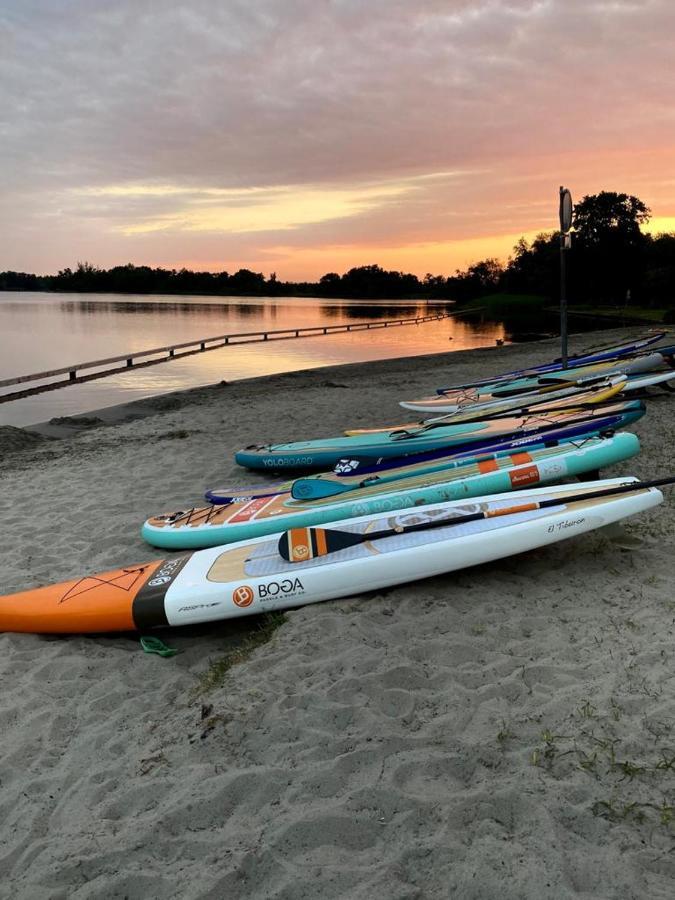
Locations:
0;328;674;898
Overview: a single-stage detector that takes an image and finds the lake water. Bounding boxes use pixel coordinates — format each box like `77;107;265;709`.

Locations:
0;292;507;427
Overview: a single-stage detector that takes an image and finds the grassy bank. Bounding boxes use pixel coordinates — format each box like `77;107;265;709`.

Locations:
458;293;672;330
459;293;548;315
568;305;671;324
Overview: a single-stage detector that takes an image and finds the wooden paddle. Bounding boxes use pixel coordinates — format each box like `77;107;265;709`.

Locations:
277;476;675;562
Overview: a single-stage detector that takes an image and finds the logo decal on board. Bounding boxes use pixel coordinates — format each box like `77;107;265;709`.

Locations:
334;458;360;473
148;575;172;586
232;585;255;607
145;556;189;588
509;465;541;487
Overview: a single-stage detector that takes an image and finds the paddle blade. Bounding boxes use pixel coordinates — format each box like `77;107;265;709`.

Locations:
291;478;349;500
278;526;364;562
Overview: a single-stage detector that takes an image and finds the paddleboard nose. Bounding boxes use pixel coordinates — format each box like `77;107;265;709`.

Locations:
0;562;162;633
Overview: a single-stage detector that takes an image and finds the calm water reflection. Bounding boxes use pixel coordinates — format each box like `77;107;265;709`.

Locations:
0;292;506;427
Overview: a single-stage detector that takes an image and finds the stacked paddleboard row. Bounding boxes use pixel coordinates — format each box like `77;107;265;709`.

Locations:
1;332;672;634
432;330;669;391
210;413;638;504
143;434;640;549
402;368;675;414
346;376;628;434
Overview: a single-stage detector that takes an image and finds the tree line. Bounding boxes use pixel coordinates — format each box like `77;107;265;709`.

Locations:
0;261;427;300
2;192;674;311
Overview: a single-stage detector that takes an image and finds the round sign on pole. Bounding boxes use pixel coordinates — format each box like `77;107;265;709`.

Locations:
559;187;573;234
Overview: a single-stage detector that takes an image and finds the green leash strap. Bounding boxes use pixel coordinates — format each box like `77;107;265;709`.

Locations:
140;636;180;657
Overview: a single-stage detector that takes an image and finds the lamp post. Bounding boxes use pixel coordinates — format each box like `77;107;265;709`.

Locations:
559;186;573;368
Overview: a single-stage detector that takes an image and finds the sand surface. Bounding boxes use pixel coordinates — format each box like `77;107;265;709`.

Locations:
1;329;674;899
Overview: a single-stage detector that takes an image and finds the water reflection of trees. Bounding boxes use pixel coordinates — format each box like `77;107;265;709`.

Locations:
319;303;423;320
55;297;435;324
59;300;235;317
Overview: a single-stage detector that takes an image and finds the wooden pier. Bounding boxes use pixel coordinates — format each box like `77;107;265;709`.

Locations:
0;310;461;404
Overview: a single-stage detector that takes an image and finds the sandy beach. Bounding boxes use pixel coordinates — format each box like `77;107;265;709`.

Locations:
1;328;674;899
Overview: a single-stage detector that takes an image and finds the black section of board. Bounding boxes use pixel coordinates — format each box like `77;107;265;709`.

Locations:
132;555;192;629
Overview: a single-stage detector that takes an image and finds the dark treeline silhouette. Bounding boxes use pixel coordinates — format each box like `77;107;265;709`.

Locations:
500;192;666;305
2;192;674;313
0;261;432;300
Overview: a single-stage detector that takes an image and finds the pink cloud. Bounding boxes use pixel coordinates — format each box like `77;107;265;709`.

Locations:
1;0;674;277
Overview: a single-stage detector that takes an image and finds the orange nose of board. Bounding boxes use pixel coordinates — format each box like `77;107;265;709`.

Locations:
0;561;165;633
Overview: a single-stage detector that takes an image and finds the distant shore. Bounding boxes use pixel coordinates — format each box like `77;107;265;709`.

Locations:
1;327;674;898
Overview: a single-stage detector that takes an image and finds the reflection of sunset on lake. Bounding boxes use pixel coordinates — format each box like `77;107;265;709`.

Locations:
0;293;506;426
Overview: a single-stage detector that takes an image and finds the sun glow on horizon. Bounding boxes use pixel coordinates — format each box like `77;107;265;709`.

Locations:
167;229;545;281
33;176;675;281
644;216;675;236
87;177;440;236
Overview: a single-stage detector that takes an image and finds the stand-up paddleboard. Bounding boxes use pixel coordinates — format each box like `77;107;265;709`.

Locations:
422;347;675;406
143;434;639;550
234;400;646;471
432;336;671;395
347;377;626;436
539;331;666;367
0;478;665;633
430;332;667;393
505;348;674;385
402;368;670;414
623;370;675;392
406;354;663;413
291;432;618;500
409;349;672;409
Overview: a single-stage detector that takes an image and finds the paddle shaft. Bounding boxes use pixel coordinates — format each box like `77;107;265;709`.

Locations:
390;400;638;440
419;396;624;428
279;476;674;562
353;477;675;542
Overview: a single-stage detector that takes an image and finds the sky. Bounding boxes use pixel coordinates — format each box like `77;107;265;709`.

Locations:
1;0;675;280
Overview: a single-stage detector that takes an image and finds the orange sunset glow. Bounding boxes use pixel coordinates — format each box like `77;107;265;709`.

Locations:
2;2;675;279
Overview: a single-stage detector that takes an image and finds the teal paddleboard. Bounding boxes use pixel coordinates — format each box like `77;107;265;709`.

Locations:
234;400;645;471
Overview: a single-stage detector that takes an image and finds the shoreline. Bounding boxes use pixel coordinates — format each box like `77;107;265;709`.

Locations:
1;326;674;898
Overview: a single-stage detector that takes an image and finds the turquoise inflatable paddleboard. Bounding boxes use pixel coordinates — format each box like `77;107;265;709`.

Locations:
234;400;645;471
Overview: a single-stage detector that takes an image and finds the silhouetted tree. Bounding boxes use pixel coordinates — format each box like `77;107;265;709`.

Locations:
571;192;651;303
573;192;650;244
501;233;558;297
228;268;266;294
643;233;675;309
0;270;47;290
